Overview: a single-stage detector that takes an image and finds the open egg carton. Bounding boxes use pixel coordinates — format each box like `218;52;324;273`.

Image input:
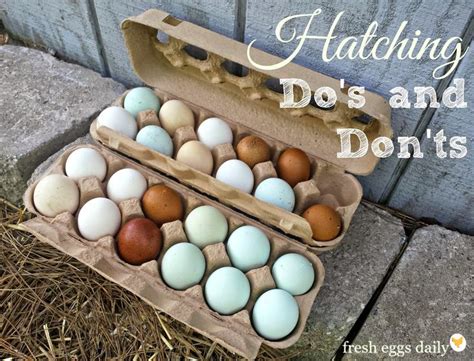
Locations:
21;144;324;359
91;9;392;252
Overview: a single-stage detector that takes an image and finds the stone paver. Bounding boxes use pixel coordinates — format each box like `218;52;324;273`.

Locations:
0;45;125;204
348;226;473;360
290;203;406;360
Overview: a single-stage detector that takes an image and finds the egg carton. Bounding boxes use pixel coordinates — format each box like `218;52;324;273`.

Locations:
21;144;325;360
92;89;362;251
90;9;392;251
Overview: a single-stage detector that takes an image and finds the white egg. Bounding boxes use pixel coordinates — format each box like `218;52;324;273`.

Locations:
252;289;299;340
77;197;121;241
161;242;206;290
197;117;233;149
65;148;107;181
106;168;147;204
33;174;79;217
205;267;250;315
227;225;270;272
97;106;137;139
216;159;254;193
272;253;315;295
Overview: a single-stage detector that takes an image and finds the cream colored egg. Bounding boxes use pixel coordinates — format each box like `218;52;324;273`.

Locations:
176;140;214;175
159;99;195;136
33;174;79;217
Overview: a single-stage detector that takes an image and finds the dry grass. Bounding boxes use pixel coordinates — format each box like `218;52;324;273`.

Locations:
0;199;292;360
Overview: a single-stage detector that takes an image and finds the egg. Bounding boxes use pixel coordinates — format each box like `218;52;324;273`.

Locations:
215;159;254;193
142;184;183;225
205;267;250;315
159;99;195;136
272;253;314;295
106;168;147;204
97;106;137;139
33;174;79;217
184;205;228;248
160;242;206;290
277;148;311;187
197;117;233;149
77;197;121;241
136;125;173;156
236;135;271;168
227;225;270;272
117;218;162;265
254;178;295;212
124;87;160;118
252;289;299;340
303;204;342;241
176;140;214;175
65;148;107;181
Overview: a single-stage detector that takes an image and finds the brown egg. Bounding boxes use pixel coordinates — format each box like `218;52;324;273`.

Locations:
117;218;162;265
236;135;271;168
303;204;342;241
142;184;183;225
277;148;311;187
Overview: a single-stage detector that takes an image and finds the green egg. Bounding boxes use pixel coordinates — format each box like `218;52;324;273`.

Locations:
124;87;160;118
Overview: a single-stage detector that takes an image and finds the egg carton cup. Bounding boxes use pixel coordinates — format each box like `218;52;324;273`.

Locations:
91;89;362;251
21;144;325;360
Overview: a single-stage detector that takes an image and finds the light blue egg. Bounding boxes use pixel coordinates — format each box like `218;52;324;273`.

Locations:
252;289;299;340
272;253;315;295
227;225;270;272
136;125;173;156
254;178;295;211
124;87;160;118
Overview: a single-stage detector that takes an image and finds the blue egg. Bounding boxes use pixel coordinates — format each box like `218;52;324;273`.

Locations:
136;125;173;156
124;87;160;118
254;178;295;211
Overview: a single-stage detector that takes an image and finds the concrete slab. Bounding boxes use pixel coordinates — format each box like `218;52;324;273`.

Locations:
0;45;125;204
349;226;473;360
289;203;406;360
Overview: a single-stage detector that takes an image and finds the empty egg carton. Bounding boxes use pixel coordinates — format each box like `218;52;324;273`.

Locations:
22;144;325;359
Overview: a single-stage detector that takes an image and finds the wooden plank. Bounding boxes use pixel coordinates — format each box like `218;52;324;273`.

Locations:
244;0;472;201
388;48;473;234
93;0;239;86
1;0;105;73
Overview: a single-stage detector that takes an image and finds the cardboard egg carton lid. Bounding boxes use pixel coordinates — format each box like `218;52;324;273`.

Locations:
120;9;392;175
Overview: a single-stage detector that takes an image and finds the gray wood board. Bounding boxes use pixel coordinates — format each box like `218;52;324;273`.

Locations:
243;0;472;201
92;0;239;86
388;47;473;234
1;0;105;72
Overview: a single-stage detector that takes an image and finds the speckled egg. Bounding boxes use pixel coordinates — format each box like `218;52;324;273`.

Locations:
303;204;342;241
136;125;173;156
254;177;295;212
277;148;311;187
236;135;271;168
142;184;183;225
124;87;160;118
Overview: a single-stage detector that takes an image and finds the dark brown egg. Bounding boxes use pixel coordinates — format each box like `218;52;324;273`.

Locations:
303;204;342;241
117;218;162;265
277;148;311;187
142;184;183;225
236;135;271;168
